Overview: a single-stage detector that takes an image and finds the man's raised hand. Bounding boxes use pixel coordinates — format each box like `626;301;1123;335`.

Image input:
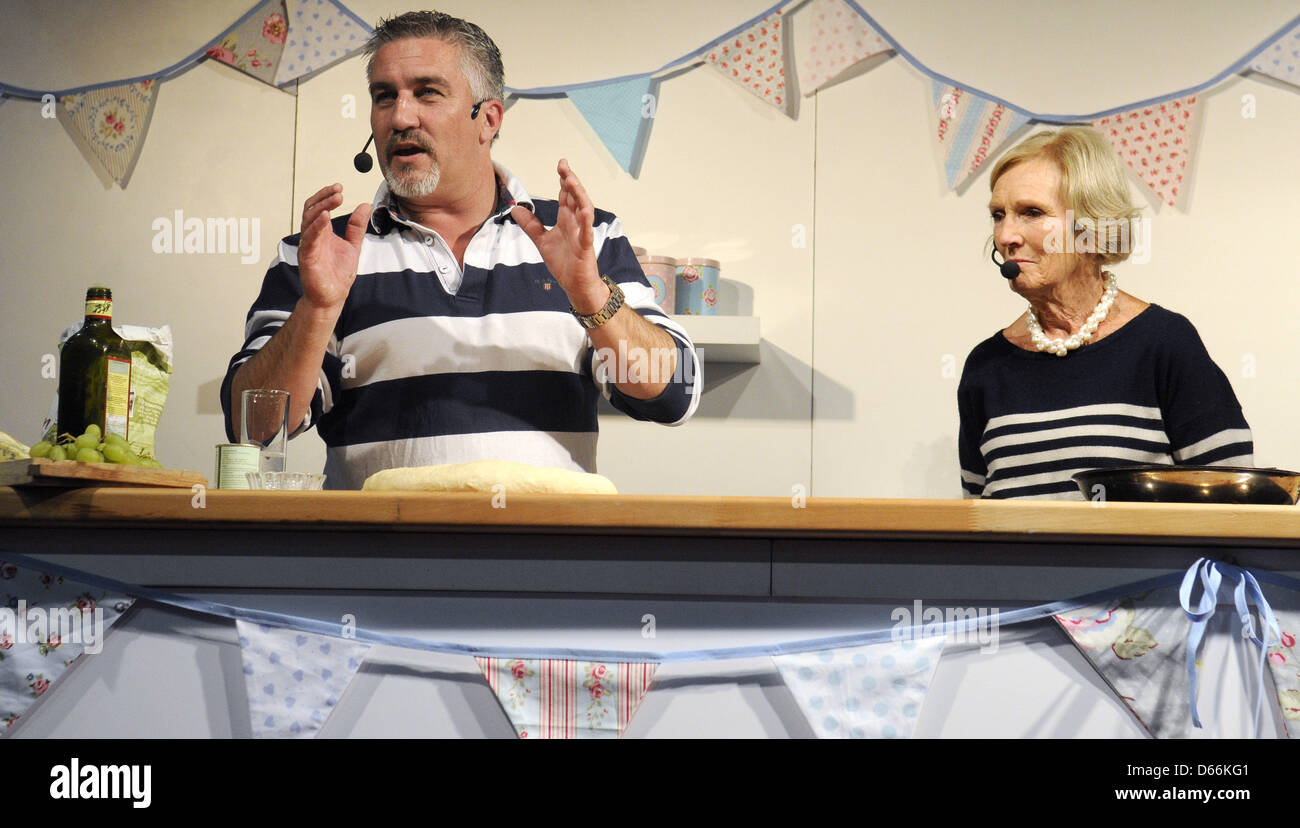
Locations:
510;160;608;315
298;184;373;314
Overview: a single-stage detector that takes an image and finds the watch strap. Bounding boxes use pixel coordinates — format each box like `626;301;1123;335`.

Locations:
572;274;625;329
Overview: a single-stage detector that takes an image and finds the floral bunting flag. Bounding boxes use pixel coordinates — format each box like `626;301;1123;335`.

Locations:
1264;610;1300;737
567;77;658;176
773;636;945;738
1093;95;1201;209
273;0;370;86
932;82;1030;191
704;9;790;114
204;0;290;87
798;0;892;95
476;658;656;739
0;561;135;732
57;80;159;187
236;620;370;738
1053;591;1194;738
1247;21;1300;88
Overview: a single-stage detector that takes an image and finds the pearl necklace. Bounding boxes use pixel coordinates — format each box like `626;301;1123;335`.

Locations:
1024;272;1119;357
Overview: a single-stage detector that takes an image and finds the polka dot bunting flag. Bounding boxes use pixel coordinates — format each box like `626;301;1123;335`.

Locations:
237;619;370;738
704;10;790;115
799;0;892;95
1248;20;1300;88
773;636;945;739
1093;95;1201;209
273;0;369;86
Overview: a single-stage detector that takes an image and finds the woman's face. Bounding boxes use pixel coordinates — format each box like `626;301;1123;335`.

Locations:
989;157;1091;298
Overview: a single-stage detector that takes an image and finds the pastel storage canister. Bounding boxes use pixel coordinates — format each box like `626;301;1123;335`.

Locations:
674;258;720;315
637;255;677;314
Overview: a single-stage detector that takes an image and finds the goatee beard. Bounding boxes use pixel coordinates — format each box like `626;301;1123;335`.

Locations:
384;160;440;199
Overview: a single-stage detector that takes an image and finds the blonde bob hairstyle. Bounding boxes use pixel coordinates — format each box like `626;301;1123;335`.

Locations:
990;126;1142;266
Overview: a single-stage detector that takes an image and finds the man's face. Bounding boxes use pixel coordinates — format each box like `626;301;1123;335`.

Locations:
367;37;483;201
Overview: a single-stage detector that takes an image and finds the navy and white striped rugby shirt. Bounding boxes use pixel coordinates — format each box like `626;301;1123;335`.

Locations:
222;165;701;489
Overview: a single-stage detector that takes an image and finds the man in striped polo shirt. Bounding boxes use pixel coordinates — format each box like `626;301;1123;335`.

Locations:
222;11;699;488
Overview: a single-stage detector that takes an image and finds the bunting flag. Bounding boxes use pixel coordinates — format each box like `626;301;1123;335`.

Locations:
204;0;290;87
1093;95;1200;209
477;658;656;739
1248;20;1300;88
236;620;370;738
273;0;370;86
932;82;1031;191
0;561;135;731
1053;591;1195;738
798;0;892;95
1264;609;1300;737
704;9;790;114
568;77;658;176
773;636;945;739
57;80;159;187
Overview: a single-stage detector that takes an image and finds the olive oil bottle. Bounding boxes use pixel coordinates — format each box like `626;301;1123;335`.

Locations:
57;286;133;440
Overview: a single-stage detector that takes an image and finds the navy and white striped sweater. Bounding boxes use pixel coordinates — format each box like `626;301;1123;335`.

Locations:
957;305;1252;500
221;165;700;489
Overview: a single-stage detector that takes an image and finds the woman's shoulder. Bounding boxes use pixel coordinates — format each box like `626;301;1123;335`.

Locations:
964;327;1014;363
1123;302;1205;342
958;328;1020;390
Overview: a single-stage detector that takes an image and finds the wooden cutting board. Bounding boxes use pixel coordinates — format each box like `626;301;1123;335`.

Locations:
0;458;207;488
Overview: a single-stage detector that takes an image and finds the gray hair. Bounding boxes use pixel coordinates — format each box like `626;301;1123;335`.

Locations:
364;11;505;104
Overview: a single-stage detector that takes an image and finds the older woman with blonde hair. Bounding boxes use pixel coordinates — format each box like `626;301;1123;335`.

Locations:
958;126;1252;500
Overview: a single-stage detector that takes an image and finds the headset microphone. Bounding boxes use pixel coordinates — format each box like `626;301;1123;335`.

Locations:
991;247;1020;279
356;100;483;171
353;135;374;173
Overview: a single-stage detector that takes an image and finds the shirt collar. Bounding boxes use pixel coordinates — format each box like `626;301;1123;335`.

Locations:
367;162;535;234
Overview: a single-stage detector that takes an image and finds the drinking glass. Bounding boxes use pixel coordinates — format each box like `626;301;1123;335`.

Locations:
240;389;290;473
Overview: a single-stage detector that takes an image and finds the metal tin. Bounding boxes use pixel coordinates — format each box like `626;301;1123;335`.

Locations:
637;255;678;314
214;443;261;489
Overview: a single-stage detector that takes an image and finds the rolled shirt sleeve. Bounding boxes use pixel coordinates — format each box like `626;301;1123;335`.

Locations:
585;220;701;426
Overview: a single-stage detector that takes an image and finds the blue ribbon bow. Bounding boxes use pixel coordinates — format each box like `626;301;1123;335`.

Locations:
1179;558;1281;734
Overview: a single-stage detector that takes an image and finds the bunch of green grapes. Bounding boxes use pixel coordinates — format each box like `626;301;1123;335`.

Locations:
29;424;162;468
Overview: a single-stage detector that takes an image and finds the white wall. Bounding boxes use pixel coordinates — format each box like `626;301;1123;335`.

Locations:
1;0;1297;496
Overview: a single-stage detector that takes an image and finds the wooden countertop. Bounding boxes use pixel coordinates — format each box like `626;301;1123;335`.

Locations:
3;487;1300;544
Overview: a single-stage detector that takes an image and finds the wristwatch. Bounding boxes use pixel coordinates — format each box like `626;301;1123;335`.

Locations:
571;274;625;329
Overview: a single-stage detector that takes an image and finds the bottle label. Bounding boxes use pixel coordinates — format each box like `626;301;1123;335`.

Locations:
85;298;112;320
104;356;131;439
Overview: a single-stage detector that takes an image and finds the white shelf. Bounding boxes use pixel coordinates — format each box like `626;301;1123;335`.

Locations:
671;315;762;364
